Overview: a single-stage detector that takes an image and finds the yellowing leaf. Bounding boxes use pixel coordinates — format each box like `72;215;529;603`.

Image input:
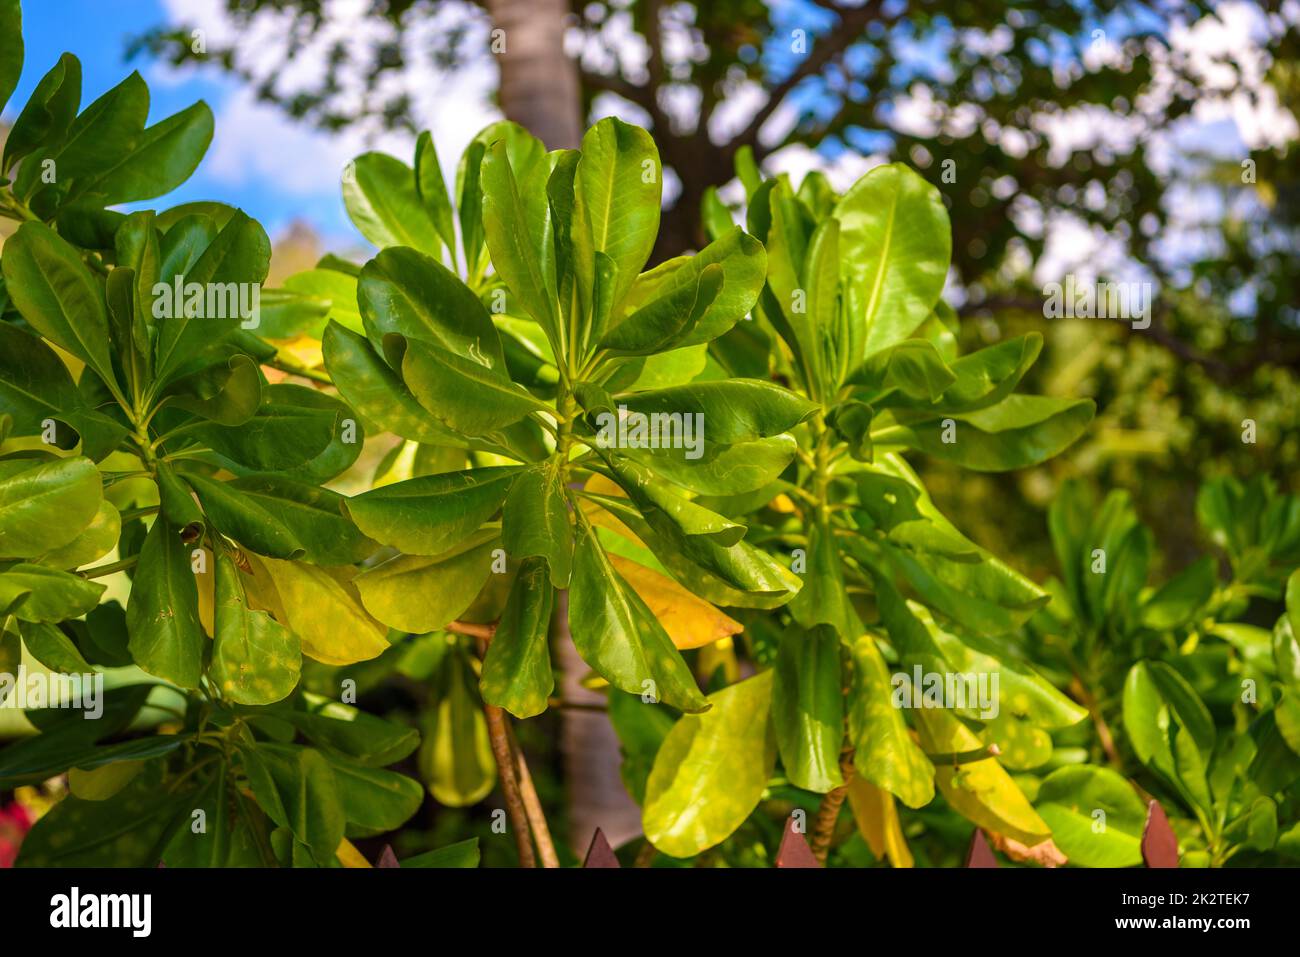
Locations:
336;837;373;868
915;707;1050;845
643;670;775;858
609;553;740;650
246;554;389;665
846;774;913;868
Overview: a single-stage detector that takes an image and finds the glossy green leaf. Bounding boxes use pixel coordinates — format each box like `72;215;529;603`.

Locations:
358;245;506;369
2;222;115;385
344;151;442;254
772;626;844;793
501;458;573;587
834;162;951;363
187;473;375;565
0;564;104;623
126;517;203;688
1036;766;1146;867
568;518;708;713
481;557;555;719
346;466;520;555
876;395;1095;472
618;227;766;348
0;456;102;559
401;337;550;437
240;743;344;864
3;53;80;175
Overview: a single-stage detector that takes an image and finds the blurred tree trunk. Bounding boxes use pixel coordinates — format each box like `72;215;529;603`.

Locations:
486;0;642;854
486;0;582;150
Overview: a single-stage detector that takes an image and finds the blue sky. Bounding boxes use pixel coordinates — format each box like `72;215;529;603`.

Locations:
4;0;361;244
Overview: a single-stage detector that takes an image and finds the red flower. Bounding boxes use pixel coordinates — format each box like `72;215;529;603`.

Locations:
0;801;33;868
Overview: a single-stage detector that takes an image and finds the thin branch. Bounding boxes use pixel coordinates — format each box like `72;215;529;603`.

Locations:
505;721;560;868
447;619;497;641
728;1;880;158
484;703;536;868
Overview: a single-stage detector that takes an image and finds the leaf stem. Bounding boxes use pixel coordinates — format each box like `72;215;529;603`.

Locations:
505;721;560;868
81;556;140;579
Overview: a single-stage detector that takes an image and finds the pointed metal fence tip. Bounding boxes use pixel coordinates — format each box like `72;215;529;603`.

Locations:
1141;799;1179;868
964;829;998;868
775;817;820;868
583;828;621;868
377;845;401;869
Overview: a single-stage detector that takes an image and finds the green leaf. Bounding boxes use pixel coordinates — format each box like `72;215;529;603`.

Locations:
3;53;80;175
240;743;345;864
346;466;520;555
164;354;262;426
568;518;708;713
285;693;419;768
598;262;723;355
847;633;935;808
2;221;115;386
788;522;858;637
0;322;126;460
501;459;573;587
609;379;817;445
1122;660;1215;814
480;137;557;335
0;564;104;623
834;162;951;363
68;100;213;206
0;456;102;558
481;557;555;718
126;516;203;688
400;838;481;868
419;646;495;807
0;0;21;117
212;550;301;705
187;473;376;565
618;434;798;497
18;620;92;672
151;210;271;388
575;117;662;311
618;227;766;348
1140;557;1217;630
642;670;775;858
16;764;193;867
325;753;424;839
414;131;458;262
37;500;119;568
322;321;464;446
400;337;550;437
1036;766;1146;867
358;245;506;370
192;383;359;481
355;535;497;633
343;151;443;255
772;626;844;793
876;395;1095;472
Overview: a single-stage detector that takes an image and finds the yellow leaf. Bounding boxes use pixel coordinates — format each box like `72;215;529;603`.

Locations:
609;553;740;650
915;707;1051;845
846;774;913;868
336;837;372;868
770;493;797;513
244;554;389;665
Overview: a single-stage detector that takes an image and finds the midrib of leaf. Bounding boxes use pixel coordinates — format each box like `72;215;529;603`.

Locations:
863;190;899;339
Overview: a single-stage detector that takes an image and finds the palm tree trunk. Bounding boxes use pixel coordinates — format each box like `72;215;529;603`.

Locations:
486;0;582;150
486;0;642;854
